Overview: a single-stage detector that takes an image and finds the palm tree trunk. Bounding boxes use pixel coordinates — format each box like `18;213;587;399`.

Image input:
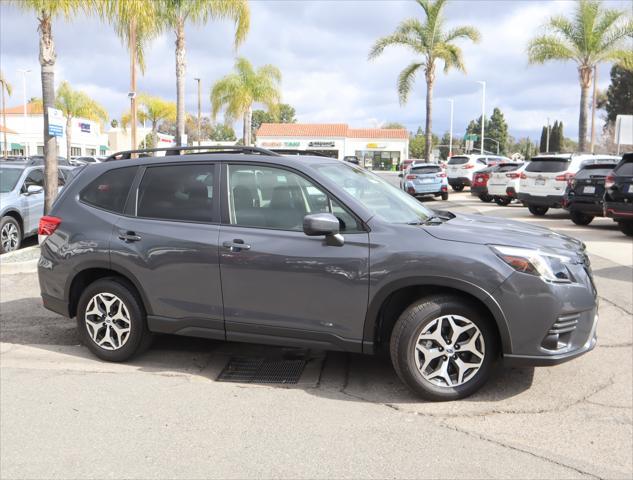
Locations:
243;106;253;146
39;11;58;215
175;18;186;147
152;121;158;148
66;116;72;160
578;66;592;152
1;87;7;159
424;71;435;162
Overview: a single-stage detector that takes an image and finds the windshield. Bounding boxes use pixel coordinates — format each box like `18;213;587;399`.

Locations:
0;167;23;193
316;164;433;224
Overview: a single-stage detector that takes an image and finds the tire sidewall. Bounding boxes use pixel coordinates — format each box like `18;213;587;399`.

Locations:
392;297;497;401
76;278;147;362
1;216;22;254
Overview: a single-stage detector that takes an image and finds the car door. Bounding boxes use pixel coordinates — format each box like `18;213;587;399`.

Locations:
21;168;45;235
219;163;370;351
110;162;225;339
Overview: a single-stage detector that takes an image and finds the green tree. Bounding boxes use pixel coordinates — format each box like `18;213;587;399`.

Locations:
13;0;85;212
156;0;250;147
487;107;509;154
603;65;633;126
382;122;407;129
55;81;108;159
550;121;562;152
528;0;633;151
211;57;282;146
0;71;12;159
539;126;547;153
466;115;489;152
211;123;237;141
409;129;439;159
251;103;297;139
122;94;177;146
97;0;162;155
368;0;480;162
438;131;451;159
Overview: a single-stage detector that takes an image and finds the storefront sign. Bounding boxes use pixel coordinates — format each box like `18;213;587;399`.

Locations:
47;107;64;137
79;122;91;133
262;141;282;147
308;141;335;148
366;143;387;149
261;141;301;148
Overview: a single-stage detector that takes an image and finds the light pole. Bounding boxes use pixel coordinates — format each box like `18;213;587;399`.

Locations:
447;98;454;158
477;81;486;155
194;77;201;147
17;68;31;156
590;65;597;154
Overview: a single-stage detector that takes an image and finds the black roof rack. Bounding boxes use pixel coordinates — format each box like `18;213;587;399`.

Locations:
104;145;281;161
270;149;332;157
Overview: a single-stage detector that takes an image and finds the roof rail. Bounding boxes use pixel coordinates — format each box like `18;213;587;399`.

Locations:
104;145;281;161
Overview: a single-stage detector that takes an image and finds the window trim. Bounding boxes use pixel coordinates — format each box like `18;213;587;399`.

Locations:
132;162;220;225
21;168;44;193
220;162;368;233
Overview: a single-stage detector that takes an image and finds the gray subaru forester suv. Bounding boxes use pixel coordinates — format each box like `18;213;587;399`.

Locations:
38;146;598;401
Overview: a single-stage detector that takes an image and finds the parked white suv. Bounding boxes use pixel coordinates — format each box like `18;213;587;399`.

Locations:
519;153;621;216
446;154;510;191
487;162;527;206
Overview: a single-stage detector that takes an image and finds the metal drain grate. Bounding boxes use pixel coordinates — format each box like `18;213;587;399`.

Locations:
217;356;306;384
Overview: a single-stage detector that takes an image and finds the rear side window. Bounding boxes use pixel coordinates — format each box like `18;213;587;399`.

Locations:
137;164;216;223
448;156;469;165
80;167;137;213
575;166;615;179
411;166;441;174
614;160;633;176
525;159;570;173
497;164;521;173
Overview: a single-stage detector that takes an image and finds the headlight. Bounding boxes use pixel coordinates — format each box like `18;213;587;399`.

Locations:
491;245;574;283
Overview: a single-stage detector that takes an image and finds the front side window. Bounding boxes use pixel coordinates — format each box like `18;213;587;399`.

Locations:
137;164;215;223
23;169;44;190
227;164;362;232
80;166;137;213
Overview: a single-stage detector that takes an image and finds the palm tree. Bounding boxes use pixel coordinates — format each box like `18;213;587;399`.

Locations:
0;71;12;159
156;0;250;147
55;81;108;159
369;0;480;162
13;0;85;213
122;94;176;147
211;57;281;146
96;0;162;156
528;0;633;152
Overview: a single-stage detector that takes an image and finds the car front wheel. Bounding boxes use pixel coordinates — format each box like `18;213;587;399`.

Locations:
451;184;464;192
441;192;449;201
0;216;22;254
390;295;497;401
77;278;151;362
570;211;594;226
528;205;549;216
618;221;633;236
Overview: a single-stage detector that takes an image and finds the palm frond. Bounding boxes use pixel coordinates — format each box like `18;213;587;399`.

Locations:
443;25;480;44
435;43;465;73
527;35;576;64
397;62;423;105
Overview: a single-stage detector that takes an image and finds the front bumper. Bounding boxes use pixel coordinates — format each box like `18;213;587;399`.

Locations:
518;192;564;209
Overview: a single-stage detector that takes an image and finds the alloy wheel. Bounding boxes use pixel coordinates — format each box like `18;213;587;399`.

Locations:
414;314;485;387
84;293;132;350
1;223;19;252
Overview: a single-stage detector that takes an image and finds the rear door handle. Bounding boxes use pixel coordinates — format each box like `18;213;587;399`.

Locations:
222;239;251;252
118;231;142;242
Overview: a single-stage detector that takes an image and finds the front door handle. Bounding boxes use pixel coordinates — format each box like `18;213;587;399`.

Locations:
222;239;251;252
118;231;142;242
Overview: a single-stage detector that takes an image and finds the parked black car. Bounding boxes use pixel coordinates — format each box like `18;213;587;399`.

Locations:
604;153;633;236
563;160;620;225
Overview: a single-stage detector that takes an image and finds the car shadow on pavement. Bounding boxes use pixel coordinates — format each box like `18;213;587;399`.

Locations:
1;296;534;404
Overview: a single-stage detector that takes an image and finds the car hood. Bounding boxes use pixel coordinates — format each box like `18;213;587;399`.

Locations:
423;212;584;253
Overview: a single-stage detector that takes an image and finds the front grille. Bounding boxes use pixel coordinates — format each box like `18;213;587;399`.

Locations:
548;313;580;335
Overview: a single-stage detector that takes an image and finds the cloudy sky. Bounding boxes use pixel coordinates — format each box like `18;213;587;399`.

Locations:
1;0;631;142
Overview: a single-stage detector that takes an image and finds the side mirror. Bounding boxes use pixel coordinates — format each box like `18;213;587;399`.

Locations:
398;173;403;178
26;185;43;195
303;213;344;246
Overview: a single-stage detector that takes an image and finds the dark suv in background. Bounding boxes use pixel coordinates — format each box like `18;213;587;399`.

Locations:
604;152;633;236
38;146;598;401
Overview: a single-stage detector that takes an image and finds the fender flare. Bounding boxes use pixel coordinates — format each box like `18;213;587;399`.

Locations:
362;276;512;354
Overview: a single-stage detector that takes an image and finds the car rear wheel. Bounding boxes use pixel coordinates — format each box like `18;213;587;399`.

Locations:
441;192;449;201
77;278;152;362
494;197;511;206
618;221;633;236
528;205;549;216
479;195;493;203
0;216;22;254
570;211;594;226
390;295;497;401
451;185;464;192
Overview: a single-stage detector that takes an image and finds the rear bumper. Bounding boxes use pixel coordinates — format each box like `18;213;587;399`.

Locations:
405;182;445;195
470;185;488;196
565;199;604;216
604;201;633;222
449;177;471;187
518;192;563;208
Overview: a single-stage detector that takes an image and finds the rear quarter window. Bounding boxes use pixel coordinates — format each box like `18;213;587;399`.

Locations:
614;161;633;176
525;159;570;173
80;166;137;213
448;157;469;165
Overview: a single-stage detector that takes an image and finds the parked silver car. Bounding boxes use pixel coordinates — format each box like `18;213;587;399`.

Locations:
0;160;75;253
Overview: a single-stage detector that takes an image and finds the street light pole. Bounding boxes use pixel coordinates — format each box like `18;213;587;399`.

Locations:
590;65;597;154
448;99;454;158
17;68;31;156
477;81;486;154
194;77;201;147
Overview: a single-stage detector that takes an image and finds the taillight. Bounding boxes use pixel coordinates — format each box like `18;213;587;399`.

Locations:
520;172;527;180
555;172;575;184
406;174;417;180
605;173;615;189
39;216;61;236
436;172;446;178
506;173;520;179
464;164;475;169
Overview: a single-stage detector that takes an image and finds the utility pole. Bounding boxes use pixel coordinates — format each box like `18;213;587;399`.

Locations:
546;117;550;153
477;81;486;154
448;99;454;158
17;69;31;156
590;65;597;154
194;77;201;147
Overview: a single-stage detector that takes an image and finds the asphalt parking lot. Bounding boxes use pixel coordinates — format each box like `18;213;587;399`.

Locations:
1;172;631;479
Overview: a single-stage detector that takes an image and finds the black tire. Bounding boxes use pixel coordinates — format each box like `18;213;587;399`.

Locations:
0;216;22;254
618;221;633;236
390;295;498;401
570;211;594;226
76;277;152;362
528;205;549;216
451;184;464;192
479;194;493;203
494;197;511;206
441;192;449;201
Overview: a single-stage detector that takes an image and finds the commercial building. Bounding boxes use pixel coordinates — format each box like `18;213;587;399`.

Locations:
0;102;109;157
255;123;409;170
